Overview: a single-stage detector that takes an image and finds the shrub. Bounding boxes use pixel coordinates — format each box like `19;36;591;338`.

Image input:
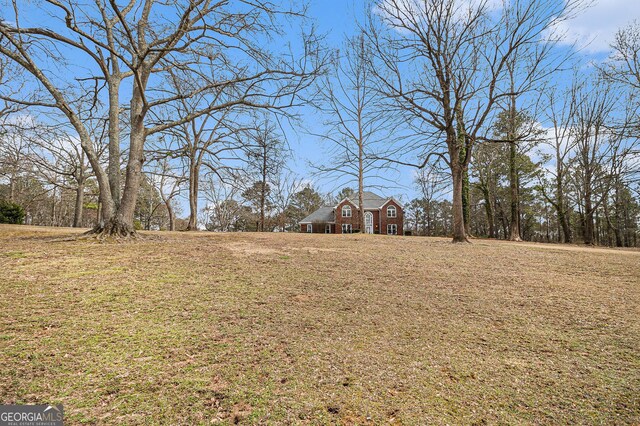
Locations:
0;200;25;224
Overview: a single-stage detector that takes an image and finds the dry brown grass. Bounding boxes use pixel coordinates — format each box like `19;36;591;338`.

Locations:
0;224;638;425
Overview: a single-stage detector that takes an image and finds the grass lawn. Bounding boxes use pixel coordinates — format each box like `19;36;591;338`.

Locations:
0;224;638;424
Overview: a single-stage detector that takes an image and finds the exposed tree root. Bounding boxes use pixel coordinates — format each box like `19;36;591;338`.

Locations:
78;220;138;243
75;220;166;243
78;230;138;243
451;236;472;244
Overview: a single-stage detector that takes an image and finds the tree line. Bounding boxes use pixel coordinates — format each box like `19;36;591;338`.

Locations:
0;0;638;246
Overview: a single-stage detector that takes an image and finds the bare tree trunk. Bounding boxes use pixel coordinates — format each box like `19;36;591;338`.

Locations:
73;181;84;227
456;115;471;238
508;140;521;241
98;73;148;237
556;175;572;243
358;130;364;233
187;162;199;231
583;164;594;245
558;209;571;243
497;200;508;239
356;83;366;233
481;186;496;238
167;200;176;231
545;204;551;242
462;165;471;237
260;144;267;232
452;164;469;243
584;198;594;245
595;208;601;245
614;186;624;247
260;182;265;232
51;186;56;226
423;209;428;236
507;88;521;242
107;80;122;208
9;173;15;202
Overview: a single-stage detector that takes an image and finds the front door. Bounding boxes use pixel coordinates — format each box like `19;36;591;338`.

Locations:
364;211;373;234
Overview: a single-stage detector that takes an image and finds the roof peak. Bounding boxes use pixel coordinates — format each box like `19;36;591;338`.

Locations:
361;191;384;199
336;191;396;209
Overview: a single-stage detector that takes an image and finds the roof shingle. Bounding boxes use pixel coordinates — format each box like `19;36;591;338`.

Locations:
299;206;335;223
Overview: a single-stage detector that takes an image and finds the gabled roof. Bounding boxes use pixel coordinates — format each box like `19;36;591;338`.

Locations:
380;197;404;209
337;191;395;210
299;206;335;223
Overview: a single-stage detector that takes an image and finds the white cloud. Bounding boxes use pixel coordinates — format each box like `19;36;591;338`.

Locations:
547;0;640;54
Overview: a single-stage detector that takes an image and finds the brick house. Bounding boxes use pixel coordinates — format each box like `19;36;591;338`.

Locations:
299;191;404;235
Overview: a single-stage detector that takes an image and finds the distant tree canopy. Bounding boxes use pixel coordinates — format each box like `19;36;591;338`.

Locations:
335;187;356;202
287;185;324;231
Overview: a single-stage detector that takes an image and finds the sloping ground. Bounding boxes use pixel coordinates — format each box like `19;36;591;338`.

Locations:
0;225;638;425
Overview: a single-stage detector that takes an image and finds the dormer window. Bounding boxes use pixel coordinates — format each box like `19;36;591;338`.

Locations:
342;205;352;217
387;205;397;218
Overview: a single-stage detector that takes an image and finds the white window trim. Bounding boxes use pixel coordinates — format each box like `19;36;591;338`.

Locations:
342;205;352;217
325;224;331;233
387;224;398;235
387;205;397;218
342;223;352;234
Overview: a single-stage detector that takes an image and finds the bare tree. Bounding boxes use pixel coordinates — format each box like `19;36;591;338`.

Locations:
28;127;97;228
271;171;303;232
146;156;186;231
160;95;241;231
201;175;245;232
0;120;82;226
0;55;24;135
571;78;623;245
491;99;545;241
538;84;580;243
0;0;324;238
472;142;504;239
599;22;640;245
310;32;393;231
414;165;449;236
366;0;581;242
604;21;640;92
0;119;30;203
242;116;287;232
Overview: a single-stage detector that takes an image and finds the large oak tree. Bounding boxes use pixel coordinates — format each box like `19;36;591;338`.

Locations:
366;0;582;242
0;0;324;238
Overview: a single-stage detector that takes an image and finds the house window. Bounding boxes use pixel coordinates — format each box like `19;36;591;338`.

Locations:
342;223;352;234
387;205;397;218
325;224;331;233
387;224;398;235
307;224;312;233
342;205;352;217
